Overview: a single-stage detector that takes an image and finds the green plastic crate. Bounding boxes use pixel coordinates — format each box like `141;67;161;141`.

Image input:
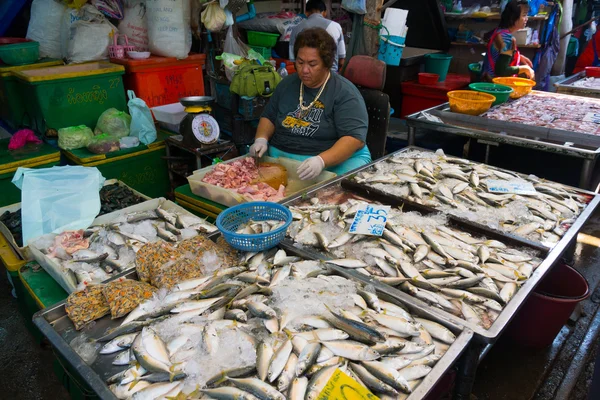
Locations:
247;31;280;47
0;59;63;129
14;62;126;134
63;130;172;199
249;45;272;60
0;138;61;207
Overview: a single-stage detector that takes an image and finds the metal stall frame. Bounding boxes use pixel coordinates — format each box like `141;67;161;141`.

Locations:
405;104;600;189
554;71;600;99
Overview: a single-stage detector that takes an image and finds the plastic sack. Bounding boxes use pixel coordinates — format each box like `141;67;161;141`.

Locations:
529;0;547;16
127;90;157;145
118;1;149;50
341;0;367;14
223;26;249;81
147;0;192;58
8;129;42;150
63;5;117;63
202;2;227;32
12;165;105;245
58;125;94;150
87;134;120;154
27;0;67;59
91;0;125;19
63;0;88;8
120;136;140;149
95;108;132;138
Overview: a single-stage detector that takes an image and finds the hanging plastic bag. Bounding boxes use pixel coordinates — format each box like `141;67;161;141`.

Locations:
58;125;94;150
12;166;105;245
95;108;132;138
202;1;227;32
224;8;234;28
27;0;67;59
118;1;148;50
341;0;367;15
223;25;250;81
147;0;192;58
127;90;157;145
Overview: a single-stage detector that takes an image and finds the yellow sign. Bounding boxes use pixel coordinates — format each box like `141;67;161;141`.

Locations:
317;368;380;400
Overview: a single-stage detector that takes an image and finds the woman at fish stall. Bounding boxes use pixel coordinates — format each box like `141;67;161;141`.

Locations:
481;0;536;81
248;27;372;180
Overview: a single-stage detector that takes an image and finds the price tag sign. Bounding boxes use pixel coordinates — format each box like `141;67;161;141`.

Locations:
583;112;600;124
317;368;379;400
487;179;537;195
349;204;390;236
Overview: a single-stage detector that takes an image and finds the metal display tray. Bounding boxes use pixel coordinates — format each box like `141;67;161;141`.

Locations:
555;71;600;99
33;242;473;400
407;103;600;153
341;147;600;251
279;153;599;342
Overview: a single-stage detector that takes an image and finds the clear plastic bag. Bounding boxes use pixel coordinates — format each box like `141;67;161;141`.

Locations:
87;134;120;154
95;108;132;138
12;166;105;245
58;125;94;150
223;25;249;81
127;90;157;145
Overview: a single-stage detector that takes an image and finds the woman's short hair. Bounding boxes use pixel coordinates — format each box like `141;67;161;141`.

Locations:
293;27;336;69
500;0;529;29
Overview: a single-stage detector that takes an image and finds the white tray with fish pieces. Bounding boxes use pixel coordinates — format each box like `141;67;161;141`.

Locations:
0;179;151;261
27;198;217;293
345;148;598;249
555;71;600;99
187;155;336;207
33;245;473;400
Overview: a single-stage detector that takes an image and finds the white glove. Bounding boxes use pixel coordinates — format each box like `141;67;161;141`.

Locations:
249;138;268;157
297;156;325;180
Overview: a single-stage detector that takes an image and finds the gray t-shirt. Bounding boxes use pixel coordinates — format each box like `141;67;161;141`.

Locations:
262;73;368;155
289;14;346;72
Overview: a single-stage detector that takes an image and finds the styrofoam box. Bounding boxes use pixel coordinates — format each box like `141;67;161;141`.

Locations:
27;198;211;293
187;155;336;207
151;103;186;125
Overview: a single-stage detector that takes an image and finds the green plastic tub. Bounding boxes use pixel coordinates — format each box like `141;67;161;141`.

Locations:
63;130;172;199
247;31;280;47
0;58;63;129
14;62;126;134
0;41;39;66
424;53;453;82
469;82;514;106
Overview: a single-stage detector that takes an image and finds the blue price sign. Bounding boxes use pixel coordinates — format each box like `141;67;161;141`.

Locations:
349;204;391;236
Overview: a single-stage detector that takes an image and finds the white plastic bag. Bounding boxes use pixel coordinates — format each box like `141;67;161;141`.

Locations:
201;2;227;32
127;90;157;145
146;0;192;58
341;0;367;15
27;0;67;59
62;5;116;63
118;1;149;50
12;166;105;245
223;25;249;81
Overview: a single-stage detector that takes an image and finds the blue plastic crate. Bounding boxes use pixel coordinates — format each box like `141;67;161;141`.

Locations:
215;82;232;110
239;96;268;120
378;35;406;66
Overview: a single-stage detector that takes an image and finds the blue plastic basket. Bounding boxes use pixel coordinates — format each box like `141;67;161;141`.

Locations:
216;202;292;252
378;35;406;66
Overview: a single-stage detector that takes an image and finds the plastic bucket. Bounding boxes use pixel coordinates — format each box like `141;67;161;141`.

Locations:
424;53;453;82
505;263;590;348
378;35;406;66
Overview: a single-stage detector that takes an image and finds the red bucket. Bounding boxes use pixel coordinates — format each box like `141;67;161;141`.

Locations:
505;263;589;348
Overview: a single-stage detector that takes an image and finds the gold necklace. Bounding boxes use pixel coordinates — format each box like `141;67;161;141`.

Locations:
298;72;331;117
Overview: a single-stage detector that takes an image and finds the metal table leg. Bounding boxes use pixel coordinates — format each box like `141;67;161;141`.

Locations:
408;126;416;146
580;158;597;191
453;341;485;400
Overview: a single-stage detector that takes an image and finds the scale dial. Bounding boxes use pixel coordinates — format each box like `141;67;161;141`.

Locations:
191;114;220;144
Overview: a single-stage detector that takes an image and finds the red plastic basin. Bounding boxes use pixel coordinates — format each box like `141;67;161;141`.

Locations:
419;72;440;85
505;263;589;348
586;66;600;78
0;38;32;46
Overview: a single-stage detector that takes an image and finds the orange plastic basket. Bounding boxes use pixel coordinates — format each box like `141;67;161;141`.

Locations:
492;77;535;99
447;90;495;115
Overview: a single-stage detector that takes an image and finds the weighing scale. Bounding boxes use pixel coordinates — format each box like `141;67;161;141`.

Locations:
179;96;220;148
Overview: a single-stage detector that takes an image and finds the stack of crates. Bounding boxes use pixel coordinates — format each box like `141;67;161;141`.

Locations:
247;31;279;62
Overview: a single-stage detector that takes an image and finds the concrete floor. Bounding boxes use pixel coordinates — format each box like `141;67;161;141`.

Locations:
2;134;600;399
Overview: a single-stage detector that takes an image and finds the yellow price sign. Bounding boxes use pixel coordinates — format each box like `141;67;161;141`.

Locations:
317;368;380;400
